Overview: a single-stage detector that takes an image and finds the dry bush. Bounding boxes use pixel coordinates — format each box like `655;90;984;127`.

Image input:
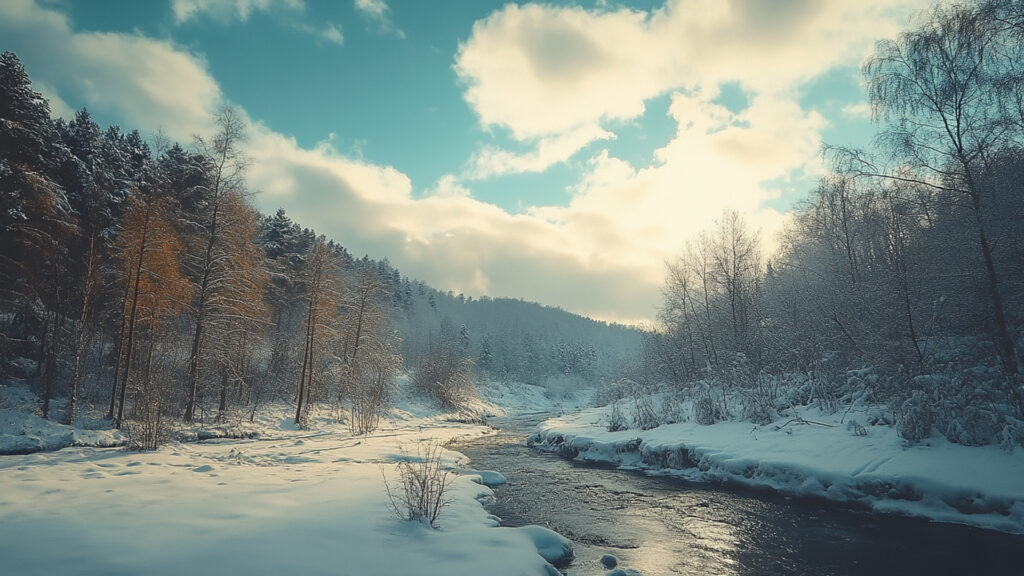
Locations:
412;338;476;411
382;442;454;528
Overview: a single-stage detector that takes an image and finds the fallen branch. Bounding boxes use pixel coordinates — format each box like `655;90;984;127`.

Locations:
775;417;835;430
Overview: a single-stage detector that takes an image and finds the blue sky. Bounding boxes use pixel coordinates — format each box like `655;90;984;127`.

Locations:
1;0;927;323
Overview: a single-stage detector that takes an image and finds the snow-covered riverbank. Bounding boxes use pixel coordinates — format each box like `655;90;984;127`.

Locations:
530;404;1024;535
0;380;578;576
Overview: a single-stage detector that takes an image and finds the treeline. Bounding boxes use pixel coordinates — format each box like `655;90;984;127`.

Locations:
651;0;1024;446
0;50;640;446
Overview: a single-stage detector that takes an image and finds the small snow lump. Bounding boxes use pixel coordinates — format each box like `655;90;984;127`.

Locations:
514;525;574;565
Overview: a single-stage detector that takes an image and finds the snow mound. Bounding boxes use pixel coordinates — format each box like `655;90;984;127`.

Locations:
464;469;507;487
513;524;574;566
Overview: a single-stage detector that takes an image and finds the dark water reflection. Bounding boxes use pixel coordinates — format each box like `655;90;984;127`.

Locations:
451;413;1024;576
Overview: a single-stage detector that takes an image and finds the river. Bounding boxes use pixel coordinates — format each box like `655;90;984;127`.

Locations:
451;412;1024;576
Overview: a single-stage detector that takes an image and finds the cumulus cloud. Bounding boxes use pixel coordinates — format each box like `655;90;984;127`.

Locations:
445;0;928;317
455;0;926;140
451;0;927;181
245;125;658;320
1;0;222;141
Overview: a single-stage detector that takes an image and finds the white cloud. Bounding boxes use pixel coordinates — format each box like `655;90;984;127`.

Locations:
1;0;222;141
445;0;929;317
320;22;344;46
529;91;823;280
32;80;75;119
171;0;304;25
171;0;342;48
427;174;472;198
455;0;927;141
465;124;614;180
354;0;387;19
841;101;873;119
353;0;404;38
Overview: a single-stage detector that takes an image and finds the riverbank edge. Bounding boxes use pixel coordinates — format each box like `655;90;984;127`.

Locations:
528;413;1024;535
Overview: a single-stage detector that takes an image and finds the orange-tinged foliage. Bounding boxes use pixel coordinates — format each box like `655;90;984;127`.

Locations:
116;197;193;328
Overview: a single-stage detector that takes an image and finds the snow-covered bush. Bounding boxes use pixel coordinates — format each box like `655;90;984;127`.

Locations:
898;390;934;443
694;395;719;426
412;338;477;411
632;393;659;430
607;401;629;432
944;405;1002;446
383;443;453;528
847;419;868;436
593;378;632;407
659;388;688;424
865;406;894;426
1000;417;1024;452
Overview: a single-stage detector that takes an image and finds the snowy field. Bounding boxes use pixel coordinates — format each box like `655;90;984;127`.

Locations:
0;380;578;576
530;402;1024;535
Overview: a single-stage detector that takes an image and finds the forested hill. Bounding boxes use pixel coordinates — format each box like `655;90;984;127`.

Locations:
0;50;639;438
257;206;642;387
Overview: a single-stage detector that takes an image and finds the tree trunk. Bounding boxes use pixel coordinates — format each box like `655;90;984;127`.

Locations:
218;367;229;421
66;234;97;426
107;284;130;420
963;161;1019;375
295;293;315;426
975;208;1018;374
117;208;150;429
41;305;56;420
185;201;219;423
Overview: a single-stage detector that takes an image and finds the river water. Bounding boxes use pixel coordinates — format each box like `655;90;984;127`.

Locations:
451;412;1024;576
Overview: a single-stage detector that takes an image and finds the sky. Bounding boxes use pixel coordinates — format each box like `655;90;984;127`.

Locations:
0;0;931;324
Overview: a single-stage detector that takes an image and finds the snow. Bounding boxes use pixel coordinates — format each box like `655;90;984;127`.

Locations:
475;378;595;416
464;469;507;487
512;524;574;566
530;403;1024;534
0;385;126;455
0;383;572;575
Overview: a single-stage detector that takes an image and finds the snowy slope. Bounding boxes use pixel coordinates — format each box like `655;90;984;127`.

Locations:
530;404;1024;534
476;378;595;416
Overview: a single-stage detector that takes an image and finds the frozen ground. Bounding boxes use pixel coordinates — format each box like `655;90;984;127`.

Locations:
530;401;1024;535
0;380;579;576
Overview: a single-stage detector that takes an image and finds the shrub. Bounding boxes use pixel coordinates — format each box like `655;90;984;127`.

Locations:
633;393;659;430
412;327;477;411
383;442;454;528
694;395;719;426
898;390;934;442
347;353;399;435
607;401;629;431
